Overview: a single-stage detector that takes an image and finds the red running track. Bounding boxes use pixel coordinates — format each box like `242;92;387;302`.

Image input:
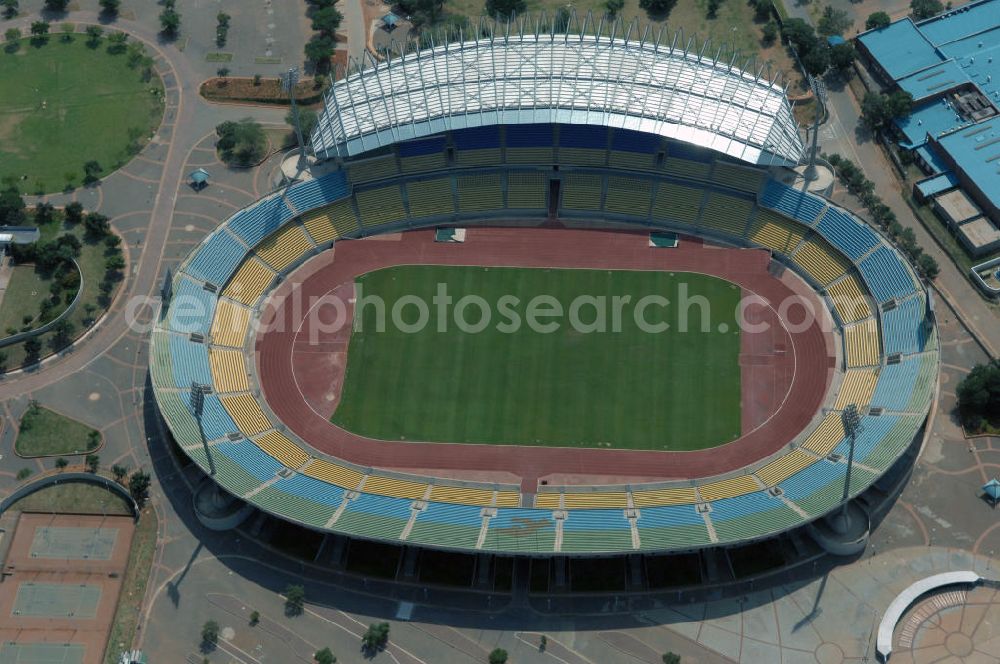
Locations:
255;227;835;491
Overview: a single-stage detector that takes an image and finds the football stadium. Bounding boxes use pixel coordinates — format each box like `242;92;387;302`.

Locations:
150;27;938;559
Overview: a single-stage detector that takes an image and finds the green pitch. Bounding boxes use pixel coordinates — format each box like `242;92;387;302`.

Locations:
332;266;742;450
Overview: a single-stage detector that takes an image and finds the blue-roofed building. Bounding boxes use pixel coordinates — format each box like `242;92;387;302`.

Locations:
856;0;1000;248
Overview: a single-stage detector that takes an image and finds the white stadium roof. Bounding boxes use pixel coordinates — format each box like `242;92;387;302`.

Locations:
311;28;804;166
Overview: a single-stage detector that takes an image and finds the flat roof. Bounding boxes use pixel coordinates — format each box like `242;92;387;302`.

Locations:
916;144;952;173
896;99;968;147
937;26;1000;101
916;171;960;197
917;0;999;46
937;186;983;222
959;215;1000;247
858;19;944;80
897;60;968;102
936;114;1000;205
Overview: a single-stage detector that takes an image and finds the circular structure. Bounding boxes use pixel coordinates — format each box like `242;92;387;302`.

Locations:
151;32;937;557
891;585;1000;662
0;35;163;193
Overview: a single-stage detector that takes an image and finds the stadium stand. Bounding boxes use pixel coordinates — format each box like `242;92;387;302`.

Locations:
700;192;753;237
482;508;556;553
255;430;310;468
754;449;815;487
506;124;555;164
406;178;455;218
816;207;881;261
709;492;802;543
835;368;880;410
168;277;217;336
759;180;826;224
184;392;238;441
302;199;359;243
604;176;653;217
302;458;363;490
252;486;338;528
637;505;711;550
561;510;634;553
184;230;246;286
285;172;350;212
663;155;712;180
845;318;881;367
362;475;428;500
711;161;767;193
457;174;504;213
222;259;276;307
827;275;873;324
274;472;345;507
748;209;806;254
228;197;294;247
882;295;928;356
210;300;252;349
399;137;448;174
408;501;484;549
652;182;704;224
220;393;271;436
792;238;851;286
869;358;923;412
453;126;502;167
346;153;399;184
858;246;917;303
801;413;847;456
169;334;211;388
560;174;603;211
428;485;496;507
208;348;249;393
336;493;412;540
698;475;761;502
632;486;698;507
505;172;547;209
356;185;406;228
254;223;314;272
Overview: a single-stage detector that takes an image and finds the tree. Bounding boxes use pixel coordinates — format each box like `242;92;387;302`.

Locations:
43;0;68;11
817;6;852;36
957;360;1000;430
910;0;943;20
50;318;74;347
84;24;102;46
485;0;526;18
201;620;220;651
488;648;508;664
286;108;318;143
59;22;73;42
762;21;778;46
55;457;68;470
112;464;129;483
638;0;676;17
99;0;120;16
105;253;126;277
159;6;181;37
4;27;20;51
16;468;32;481
128;470;151;507
0;185;25;226
23;337;42;363
83;160;102;185
249;610;260;626
30;20;50;42
215;119;267;167
85;453;100;473
917;253;939;279
865;11;891;30
1;0;18;20
84;212;111;239
706;0;722;18
314;647;336;664
284;584;305;616
311;6;343;35
216;67;230;78
64;201;84;224
553;5;571;31
861;90;913;133
361;622;390;654
801;44;831;76
750;0;771;21
830;42;856;74
605;0;624;16
106;30;127;54
662;654;681;664
34;201;54;224
304;35;335;70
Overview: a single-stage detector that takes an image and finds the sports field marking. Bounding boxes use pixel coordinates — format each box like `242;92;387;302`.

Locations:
332;266;742;450
12;583;102;619
29;527;118;561
0;642;85;664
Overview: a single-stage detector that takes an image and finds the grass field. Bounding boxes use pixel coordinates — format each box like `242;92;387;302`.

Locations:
9;482;132;515
0;36;163;193
332;265;742;450
15;406;100;457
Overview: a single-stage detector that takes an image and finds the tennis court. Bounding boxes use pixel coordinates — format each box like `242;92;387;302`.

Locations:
13;583;102;619
30;527;118;561
0;643;86;664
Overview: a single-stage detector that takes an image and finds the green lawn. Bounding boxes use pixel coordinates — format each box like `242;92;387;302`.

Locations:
15;405;100;456
9;481;132;515
332;266;742;450
0;266;52;333
0;36;163;193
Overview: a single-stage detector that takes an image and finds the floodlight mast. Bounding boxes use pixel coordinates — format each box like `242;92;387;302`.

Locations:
803;74;826;181
190;382;215;476
839;403;861;522
282;67;308;170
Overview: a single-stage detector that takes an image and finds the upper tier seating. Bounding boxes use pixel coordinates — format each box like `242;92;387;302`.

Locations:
228;196;294;247
168;277;216;336
214;440;283;483
506;124;554;164
255;429;310;468
399;137;448;174
755;449;815;487
858;246;917;303
285;172;350;213
845;318;881;367
184;392;238;441
711;161;767;193
561;509;634;553
482;508;556;553
185;230;246;286
748;210;806;254
273;472;345;507
801;412;846;455
882;295;928;356
345;151;398;184
220;393;271;437
816;208;880;260
700;192;752;237
760;180;826;224
869;358;922;412
408;501;483;549
835;368;879;410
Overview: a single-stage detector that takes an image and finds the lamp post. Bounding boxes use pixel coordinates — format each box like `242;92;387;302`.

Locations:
803;74;826;181
282;67;308;171
190;382;215;476
832;403;861;533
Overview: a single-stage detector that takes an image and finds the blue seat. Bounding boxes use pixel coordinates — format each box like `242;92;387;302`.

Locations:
214;441;283;481
832;415;900;460
817;208;880;260
285;171;349;213
169;334;211;388
859;246;917;303
559;125;609;149
274;473;345;507
779;461;845;501
344;493;414;520
612;129;659;153
179;392;237;441
708;491;783;520
418;501;483;528
398;136;446;157
228;197;294;247
760;180;826;224
451;126;500;149
561;509;631;532
184;230;247;286
506;124;554;147
870;360;921;411
638;504;705;527
882;296;927;355
167;277;216;336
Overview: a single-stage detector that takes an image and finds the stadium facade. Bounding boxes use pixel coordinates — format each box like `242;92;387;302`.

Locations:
151;29;937;558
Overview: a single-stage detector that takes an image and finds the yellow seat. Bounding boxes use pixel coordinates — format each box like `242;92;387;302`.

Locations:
428;485;496;507
605;176;652;216
755;450;815;487
506;173;546;209
223;259;275;306
845;318;880;367
356;186;406;229
494;491;521;507
457;174;503;212
362;475;427;500
255;430;309;468
302;458;363;489
835;368;880;410
560;174;602;211
700;193;752;237
208;348;248;393
794;239;850;285
698;475;759;501
748;210;806;254
211;300;252;348
562;492;628;509
801;413;846;455
828;275;872;323
406;178;454;218
255;224;313;272
220;393;271;436
632;486;698;507
652;182;703;224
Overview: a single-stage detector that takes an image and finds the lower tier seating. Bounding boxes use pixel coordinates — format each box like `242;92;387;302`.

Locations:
604;176;652;217
748;210;806;255
560;174;603;211
457;174;504;213
301;200;359;243
835;368;879;410
220;392;271;437
845;318;880;368
210;300;251;349
754;449;815;487
793;239;850;286
356;186;406;228
827;275;873;324
208;348;249;393
700;193;752;237
652;182;703;224
406;178;454;218
255;223;313;272
223;259;276;307
255;429;310;468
